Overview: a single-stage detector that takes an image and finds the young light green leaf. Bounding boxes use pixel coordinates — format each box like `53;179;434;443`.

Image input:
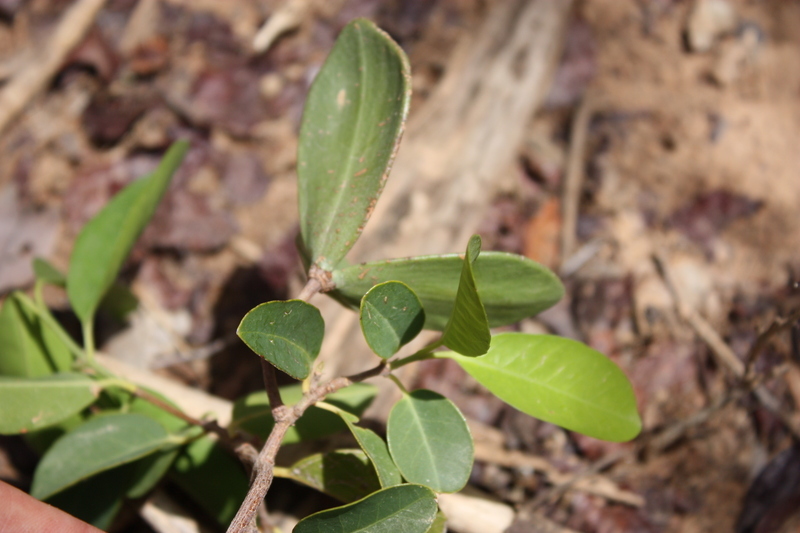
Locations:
281;449;381;503
33;258;67;287
230;383;376;442
67;141;188;324
0;374;98;434
31;413;172;500
332;252;564;330
170;437;249;527
294;484;438;533
387;389;474;493
439;333;642;442
360;281;425;358
298;18;411;271
237;300;324;379
340;415;403;487
440;235;490;356
0;295;60;377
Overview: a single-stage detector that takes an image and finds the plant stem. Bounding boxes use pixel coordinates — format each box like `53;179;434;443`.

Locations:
390;348;437;370
297;278;322;302
261;360;284;409
226;361;388;533
82;319;95;363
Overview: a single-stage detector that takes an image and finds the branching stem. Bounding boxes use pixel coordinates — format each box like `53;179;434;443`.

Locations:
226;360;389;533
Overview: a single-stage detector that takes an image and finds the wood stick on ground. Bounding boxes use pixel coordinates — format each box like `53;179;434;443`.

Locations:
654;253;800;440
561;94;597;263
0;0;108;136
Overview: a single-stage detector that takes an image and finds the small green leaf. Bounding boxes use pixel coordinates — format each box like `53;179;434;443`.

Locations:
67;141;188;324
237;300;324;380
0;295;61;377
0;374;98;434
294;484;438;533
440;235;490;356
33;258;67;287
298;18;411;271
230;383;376;442
439;333;642;442
281;449;381;503
387;390;474;493
100;282;139;322
170;436;249;527
360;281;425;358
31;413;172;500
340;415;403;487
332;252;564;330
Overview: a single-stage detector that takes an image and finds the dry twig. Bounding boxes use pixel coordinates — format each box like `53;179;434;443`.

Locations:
0;0;107;135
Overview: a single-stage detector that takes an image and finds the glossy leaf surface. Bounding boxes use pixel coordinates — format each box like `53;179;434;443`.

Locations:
360;281;425;358
298;18;411;271
294;484;437;533
67;141;188;323
440;235;490;356
170;437;248;527
237;300;324;379
341;415;402;487
387;389;473;493
440;333;642;442
31;413;171;500
282;449;381;503
0;374;98;434
230;383;376;441
332;252;564;330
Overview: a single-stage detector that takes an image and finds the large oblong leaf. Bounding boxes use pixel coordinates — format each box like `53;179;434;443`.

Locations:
332;252;564;330
440;235;490;356
293;484;438;533
0;374;99;434
439;333;642;442
360;281;425;358
387;389;473;493
281;449;381;503
298;18;411;271
31;413;172;500
237;300;324;380
67;141;188;323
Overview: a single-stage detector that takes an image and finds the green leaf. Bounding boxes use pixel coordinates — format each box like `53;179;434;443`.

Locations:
340;415;403;487
100;282;139;322
170;436;249;527
426;511;448;533
126;448;180;499
360;281;425;358
46;465;132;530
0;295;63;377
33;258;66;287
67;141;188;324
281;449;381;503
294;484;438;533
387;390;473;493
332;252;564;330
237;300;324;380
440;235;490;356
0;374;98;434
31;413;172;500
230;383;376;442
298;18;411;271
439;333;642;442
